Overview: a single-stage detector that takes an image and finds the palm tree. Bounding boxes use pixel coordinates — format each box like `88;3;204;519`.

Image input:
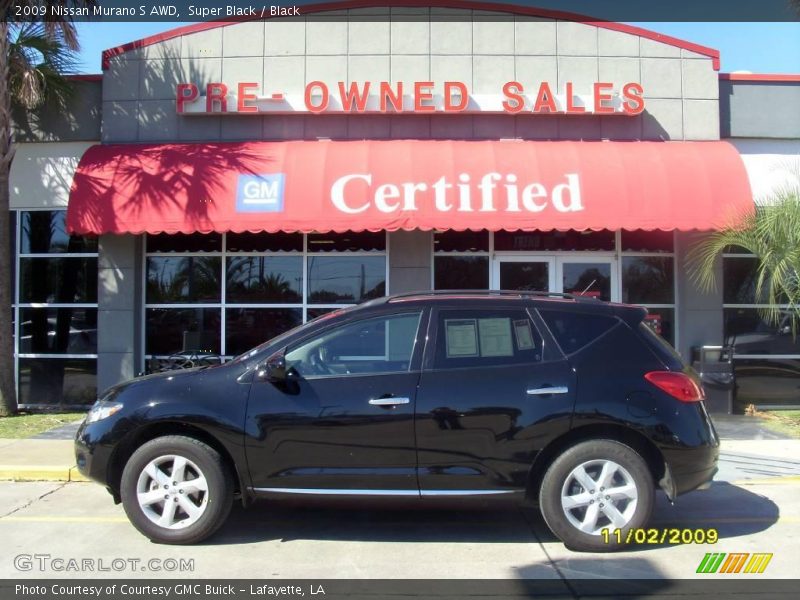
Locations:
0;6;90;416
687;168;800;337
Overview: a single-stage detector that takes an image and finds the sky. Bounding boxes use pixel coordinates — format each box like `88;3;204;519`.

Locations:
73;21;800;75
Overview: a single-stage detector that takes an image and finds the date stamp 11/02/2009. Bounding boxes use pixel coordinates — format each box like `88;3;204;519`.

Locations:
601;527;719;545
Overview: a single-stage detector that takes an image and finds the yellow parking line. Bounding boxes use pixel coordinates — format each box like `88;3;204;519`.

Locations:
732;476;800;486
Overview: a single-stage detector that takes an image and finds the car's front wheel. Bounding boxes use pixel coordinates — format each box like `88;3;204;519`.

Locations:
539;439;654;552
120;435;234;544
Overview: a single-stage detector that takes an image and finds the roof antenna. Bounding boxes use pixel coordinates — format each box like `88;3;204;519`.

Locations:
580;279;597;296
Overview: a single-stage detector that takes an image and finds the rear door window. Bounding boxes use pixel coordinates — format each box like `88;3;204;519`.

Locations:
432;309;544;369
538;309;618;354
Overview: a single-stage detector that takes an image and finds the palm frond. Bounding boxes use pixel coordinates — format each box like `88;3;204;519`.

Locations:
688;166;800;335
6;21;80;110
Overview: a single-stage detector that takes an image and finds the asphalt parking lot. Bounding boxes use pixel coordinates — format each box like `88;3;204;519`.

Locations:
0;435;798;582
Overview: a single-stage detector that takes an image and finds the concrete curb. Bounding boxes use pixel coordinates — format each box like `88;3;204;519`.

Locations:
0;466;88;482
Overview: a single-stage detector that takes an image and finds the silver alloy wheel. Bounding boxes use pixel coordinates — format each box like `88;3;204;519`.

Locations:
560;459;638;535
136;454;209;530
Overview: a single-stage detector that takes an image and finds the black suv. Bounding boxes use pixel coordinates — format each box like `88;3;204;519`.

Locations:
76;291;718;551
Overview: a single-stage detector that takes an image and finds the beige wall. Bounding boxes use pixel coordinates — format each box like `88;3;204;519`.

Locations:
102;8;720;143
10;142;95;209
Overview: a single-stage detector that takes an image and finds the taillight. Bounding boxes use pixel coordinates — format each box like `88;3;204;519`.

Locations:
644;371;705;403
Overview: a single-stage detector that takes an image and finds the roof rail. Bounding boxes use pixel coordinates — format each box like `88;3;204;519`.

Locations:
386;290;602;303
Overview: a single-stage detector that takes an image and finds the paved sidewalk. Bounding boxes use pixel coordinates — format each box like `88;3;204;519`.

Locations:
0;438;86;482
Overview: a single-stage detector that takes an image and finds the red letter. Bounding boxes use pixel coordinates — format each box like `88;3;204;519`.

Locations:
533;82;558;113
205;83;228;113
305;81;329;113
622;82;645;115
444;81;468;112
565;82;585;113
338;81;371;112
502;81;525;114
593;82;615;114
236;82;258;113
176;83;198;114
414;81;435;112
380;81;403;112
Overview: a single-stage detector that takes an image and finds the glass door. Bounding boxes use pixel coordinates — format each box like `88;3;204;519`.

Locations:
492;256;556;292
493;256;618;302
557;257;618;302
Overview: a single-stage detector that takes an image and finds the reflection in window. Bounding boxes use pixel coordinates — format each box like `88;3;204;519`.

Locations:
622;256;675;304
145;308;221;355
641;308;675;346
19;258;98;303
721;257;787;304
225;308;303;356
21;210;97;253
434;256;489;290
286;312;421;377
620;230;673;253
146;257;222;303
226;232;303;253
434;230;489;252
494;230;614;251
226;257;302;303
18;358;97;406
307;231;386;252
18;308;97;354
146;232;222;253
724;308;800;356
733;358;800;409
307;256;385;304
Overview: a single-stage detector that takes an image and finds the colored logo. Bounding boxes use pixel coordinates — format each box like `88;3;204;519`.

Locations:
696;552;773;574
236;173;285;212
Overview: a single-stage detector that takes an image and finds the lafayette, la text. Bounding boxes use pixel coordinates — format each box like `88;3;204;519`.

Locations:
16;584;324;597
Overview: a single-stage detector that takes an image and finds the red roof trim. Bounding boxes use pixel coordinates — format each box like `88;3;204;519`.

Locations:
720;73;800;82
101;0;720;70
67;74;103;82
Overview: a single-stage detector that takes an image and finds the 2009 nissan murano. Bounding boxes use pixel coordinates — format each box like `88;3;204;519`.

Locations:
75;291;719;552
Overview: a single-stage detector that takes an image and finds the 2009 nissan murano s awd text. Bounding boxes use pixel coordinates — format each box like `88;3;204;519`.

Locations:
75;291;719;552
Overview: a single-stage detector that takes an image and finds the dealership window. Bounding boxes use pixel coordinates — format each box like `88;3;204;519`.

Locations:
144;231;387;361
620;230;676;346
14;210;98;407
433;230;490;290
433;229;676;346
723;250;800;409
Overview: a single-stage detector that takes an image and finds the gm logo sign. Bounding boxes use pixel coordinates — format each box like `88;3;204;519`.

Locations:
236;173;285;212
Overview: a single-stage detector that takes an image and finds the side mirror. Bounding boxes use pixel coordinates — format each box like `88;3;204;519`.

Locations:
259;353;287;383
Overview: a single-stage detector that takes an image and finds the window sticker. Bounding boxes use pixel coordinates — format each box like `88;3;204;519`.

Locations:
445;319;479;357
478;318;514;357
514;319;535;350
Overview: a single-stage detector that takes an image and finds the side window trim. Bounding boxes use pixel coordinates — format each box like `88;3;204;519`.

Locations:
284;308;428;379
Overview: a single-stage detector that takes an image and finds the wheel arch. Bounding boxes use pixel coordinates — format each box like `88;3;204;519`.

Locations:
107;421;247;505
526;424;667;503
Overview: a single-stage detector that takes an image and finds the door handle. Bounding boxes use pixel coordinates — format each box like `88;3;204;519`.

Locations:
369;397;410;406
527;386;569;396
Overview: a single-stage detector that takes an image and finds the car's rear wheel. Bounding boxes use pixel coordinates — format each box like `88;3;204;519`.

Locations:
539;440;654;552
120;435;233;544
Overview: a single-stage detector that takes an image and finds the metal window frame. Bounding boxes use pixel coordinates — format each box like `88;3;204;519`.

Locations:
141;231;389;364
430;229;678;348
13;209;100;409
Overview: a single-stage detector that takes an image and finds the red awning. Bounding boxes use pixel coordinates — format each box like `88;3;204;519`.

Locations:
66;140;753;235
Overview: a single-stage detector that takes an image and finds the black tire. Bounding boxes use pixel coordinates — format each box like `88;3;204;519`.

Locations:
120;435;234;544
539;440;654;552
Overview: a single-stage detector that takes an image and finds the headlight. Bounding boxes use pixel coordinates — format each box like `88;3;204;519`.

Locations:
85;400;123;424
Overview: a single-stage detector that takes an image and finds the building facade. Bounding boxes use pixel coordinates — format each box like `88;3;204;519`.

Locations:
8;3;800;410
